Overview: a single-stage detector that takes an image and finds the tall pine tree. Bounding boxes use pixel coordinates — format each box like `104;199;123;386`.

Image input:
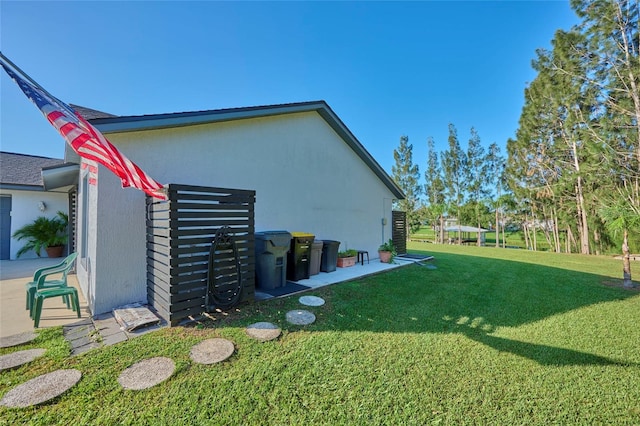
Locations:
424;137;446;243
466;127;489;246
392;135;423;235
486;142;506;248
441;124;467;242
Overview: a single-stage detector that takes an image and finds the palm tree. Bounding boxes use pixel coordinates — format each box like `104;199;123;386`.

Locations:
599;193;640;288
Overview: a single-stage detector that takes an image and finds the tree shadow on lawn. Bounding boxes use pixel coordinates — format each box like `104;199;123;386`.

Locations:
465;332;630;367
314;250;639;367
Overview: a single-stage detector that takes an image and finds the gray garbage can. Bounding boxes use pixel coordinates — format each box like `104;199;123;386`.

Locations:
309;241;324;276
255;231;292;290
320;240;340;272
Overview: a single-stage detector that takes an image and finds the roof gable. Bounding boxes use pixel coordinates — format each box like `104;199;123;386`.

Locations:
86;101;404;199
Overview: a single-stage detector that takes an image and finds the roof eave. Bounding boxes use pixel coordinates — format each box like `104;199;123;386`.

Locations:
90;101;405;200
42;163;80;190
90;101;328;134
0;183;46;191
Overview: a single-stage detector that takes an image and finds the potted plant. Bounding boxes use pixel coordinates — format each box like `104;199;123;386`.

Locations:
12;211;69;258
378;239;397;263
337;249;357;268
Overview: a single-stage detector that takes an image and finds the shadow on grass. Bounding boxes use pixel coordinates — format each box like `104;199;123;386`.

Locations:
466;333;630;366
303;249;640;367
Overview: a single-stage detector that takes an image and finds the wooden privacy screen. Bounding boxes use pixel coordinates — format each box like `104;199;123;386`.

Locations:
146;184;256;326
68;188;77;257
392;210;407;255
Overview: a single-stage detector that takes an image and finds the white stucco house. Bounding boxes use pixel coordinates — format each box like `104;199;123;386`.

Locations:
69;101;404;315
0;152;76;260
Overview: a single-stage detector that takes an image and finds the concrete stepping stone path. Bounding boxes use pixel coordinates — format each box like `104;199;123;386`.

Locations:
117;357;175;390
286;309;316;325
246;322;281;342
0;348;46;372
0;292;329;405
190;338;235;364
299;295;325;307
0;331;37;349
0;369;82;408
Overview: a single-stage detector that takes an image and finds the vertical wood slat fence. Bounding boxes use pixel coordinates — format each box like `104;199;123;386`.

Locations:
68;188;77;256
146;184;255;326
392;210;407;255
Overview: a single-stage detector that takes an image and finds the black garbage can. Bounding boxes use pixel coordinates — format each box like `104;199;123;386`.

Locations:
287;232;314;281
255;231;292;290
320;240;340;272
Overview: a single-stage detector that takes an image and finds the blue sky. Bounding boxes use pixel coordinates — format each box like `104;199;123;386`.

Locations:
1;1;579;176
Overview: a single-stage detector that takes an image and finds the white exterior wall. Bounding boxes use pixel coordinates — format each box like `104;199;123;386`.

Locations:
0;188;69;259
75;159;149;315
79;111;398;315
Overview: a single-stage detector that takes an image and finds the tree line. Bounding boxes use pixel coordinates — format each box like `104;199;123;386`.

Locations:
392;128;508;247
392;0;639;287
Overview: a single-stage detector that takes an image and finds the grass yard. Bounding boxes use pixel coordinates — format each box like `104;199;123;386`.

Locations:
1;243;639;424
411;226;555;251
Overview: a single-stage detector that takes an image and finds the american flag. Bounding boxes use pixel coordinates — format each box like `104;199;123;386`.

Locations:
0;55;167;200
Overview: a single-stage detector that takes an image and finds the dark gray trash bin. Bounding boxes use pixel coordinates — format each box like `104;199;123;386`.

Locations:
309;241;324;276
255;231;292;290
320;240;340;272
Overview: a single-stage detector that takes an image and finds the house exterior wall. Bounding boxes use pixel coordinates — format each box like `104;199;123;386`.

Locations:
75;159;149;315
78;111;398;315
0;188;69;259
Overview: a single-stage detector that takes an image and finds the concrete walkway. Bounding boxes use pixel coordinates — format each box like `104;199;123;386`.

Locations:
255;256;417;300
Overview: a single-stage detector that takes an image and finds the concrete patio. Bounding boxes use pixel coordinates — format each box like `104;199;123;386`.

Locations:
255;256;417;300
0;257;89;339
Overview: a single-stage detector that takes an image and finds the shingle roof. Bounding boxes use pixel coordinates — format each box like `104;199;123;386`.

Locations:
0;151;65;187
69;104;117;120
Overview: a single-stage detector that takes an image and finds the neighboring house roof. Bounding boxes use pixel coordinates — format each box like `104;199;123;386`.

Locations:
0;151;65;190
80;100;405;199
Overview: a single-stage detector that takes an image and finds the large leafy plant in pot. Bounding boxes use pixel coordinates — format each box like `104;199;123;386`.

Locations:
12;211;68;258
378;239;397;263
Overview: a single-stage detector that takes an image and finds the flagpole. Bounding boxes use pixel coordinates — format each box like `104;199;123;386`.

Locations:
0;51;65;105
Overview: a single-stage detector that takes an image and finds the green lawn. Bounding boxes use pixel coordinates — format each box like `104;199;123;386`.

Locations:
411;226;555;250
2;243;639;424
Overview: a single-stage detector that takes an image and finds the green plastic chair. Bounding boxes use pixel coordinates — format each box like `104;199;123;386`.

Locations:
25;252;78;319
33;284;81;328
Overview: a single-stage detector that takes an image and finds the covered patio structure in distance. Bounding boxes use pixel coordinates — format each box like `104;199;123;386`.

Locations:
444;225;489;245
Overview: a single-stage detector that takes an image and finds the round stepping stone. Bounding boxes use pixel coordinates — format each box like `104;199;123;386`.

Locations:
286;309;316;325
299;295;325;307
190;338;235;364
117;357;175;390
246;322;281;342
0;348;46;372
0;369;81;408
425;264;437;270
0;331;37;348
